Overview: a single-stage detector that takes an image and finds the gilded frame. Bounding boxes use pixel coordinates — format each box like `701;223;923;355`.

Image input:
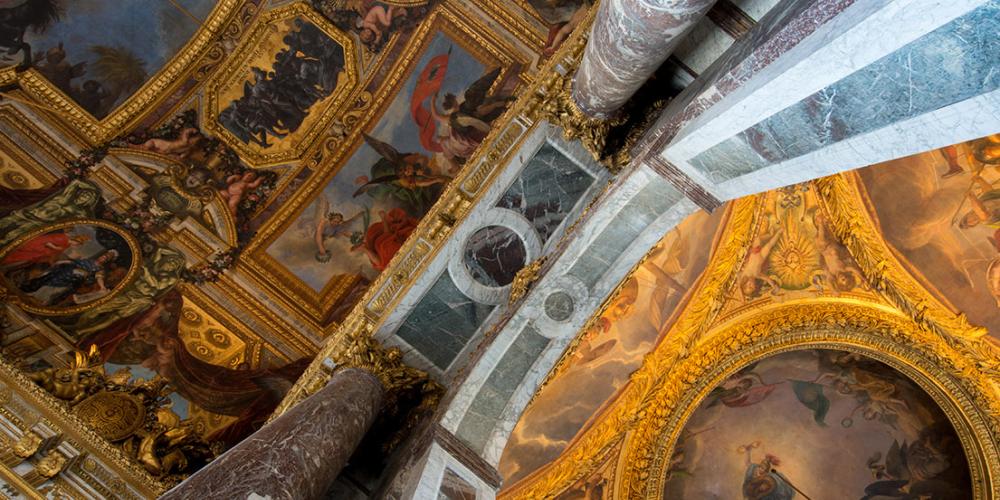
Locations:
0;219;142;317
201;2;360;168
500;176;1000;499
238;2;526;325
0;0;243;144
620;300;1000;499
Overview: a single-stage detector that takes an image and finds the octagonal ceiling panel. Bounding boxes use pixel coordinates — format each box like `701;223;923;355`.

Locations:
203;4;358;167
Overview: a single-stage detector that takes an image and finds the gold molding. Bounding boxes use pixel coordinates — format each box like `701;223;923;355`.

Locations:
239;2;529;326
0;0;242;143
271;0;597;414
501;175;1000;499
620;300;1000;499
0;356;165;497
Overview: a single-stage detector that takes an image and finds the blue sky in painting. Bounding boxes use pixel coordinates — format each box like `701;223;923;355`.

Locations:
25;0;215;71
267;32;489;291
2;0;216;116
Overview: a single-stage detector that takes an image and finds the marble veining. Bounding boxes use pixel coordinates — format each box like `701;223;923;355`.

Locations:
690;0;1000;181
455;326;549;453
161;368;383;500
394;272;496;371
496;143;595;245
463;226;527;288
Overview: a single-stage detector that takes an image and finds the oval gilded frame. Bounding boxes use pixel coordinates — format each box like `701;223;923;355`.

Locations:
617;300;1000;500
0;219;142;316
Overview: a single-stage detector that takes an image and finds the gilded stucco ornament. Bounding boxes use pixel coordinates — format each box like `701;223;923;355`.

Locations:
501;177;1000;499
509;255;549;306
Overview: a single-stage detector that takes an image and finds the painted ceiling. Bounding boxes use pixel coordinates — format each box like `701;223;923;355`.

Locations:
0;0;592;487
0;0;997;497
499;135;1000;498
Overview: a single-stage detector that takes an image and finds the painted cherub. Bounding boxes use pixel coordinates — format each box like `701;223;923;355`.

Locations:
356;3;407;46
813;212;867;294
737;221;784;301
218;172;265;214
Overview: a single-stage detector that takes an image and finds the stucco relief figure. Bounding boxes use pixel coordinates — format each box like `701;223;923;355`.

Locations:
312;0;433;53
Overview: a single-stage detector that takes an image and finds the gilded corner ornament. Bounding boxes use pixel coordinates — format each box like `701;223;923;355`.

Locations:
509;255;548;306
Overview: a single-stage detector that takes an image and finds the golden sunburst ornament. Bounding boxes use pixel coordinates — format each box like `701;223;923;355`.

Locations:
769;219;820;290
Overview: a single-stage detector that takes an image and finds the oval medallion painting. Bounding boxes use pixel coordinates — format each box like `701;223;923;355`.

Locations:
664;349;972;499
0;221;138;314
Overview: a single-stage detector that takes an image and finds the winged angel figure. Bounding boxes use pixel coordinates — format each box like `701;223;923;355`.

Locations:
353;133;451;214
296;195;369;263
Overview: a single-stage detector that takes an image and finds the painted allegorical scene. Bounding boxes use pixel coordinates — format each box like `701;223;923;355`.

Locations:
267;31;517;292
1;222;134;310
218;16;348;150
858;134;1000;337
728;182;870;308
0;0;217;118
664;349;972;499
499;208;727;484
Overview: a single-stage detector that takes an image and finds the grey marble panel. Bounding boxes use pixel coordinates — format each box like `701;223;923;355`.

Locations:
496;144;596;243
568;179;682;289
395;272;495;370
456;326;549;452
691;1;1000;181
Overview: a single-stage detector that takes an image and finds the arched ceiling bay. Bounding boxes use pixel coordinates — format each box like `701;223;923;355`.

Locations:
499;135;1000;498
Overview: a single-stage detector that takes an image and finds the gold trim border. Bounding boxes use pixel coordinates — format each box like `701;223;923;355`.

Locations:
623;300;1000;499
201;2;360;168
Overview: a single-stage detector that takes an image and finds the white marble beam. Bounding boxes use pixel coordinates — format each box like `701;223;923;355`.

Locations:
632;0;1000;201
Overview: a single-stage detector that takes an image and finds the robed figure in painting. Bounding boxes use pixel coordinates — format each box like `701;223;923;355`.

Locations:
740;445;805;500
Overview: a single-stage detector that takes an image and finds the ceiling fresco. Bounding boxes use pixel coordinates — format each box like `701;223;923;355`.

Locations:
858;134;1000;337
0;0;569;490
664;349;971;499
500;151;1000;497
500;207;727;484
0;0;218;118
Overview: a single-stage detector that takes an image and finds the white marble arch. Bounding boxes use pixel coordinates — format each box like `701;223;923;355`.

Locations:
440;167;697;467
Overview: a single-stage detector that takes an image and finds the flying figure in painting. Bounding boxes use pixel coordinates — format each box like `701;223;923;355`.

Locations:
353;133;451;214
428;66;515;168
300;195;368;263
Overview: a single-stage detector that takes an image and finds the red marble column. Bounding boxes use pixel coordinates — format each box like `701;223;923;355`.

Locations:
161;367;384;500
573;0;717;118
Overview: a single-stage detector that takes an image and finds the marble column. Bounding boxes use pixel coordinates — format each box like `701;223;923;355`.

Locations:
161;368;384;500
572;0;717;118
